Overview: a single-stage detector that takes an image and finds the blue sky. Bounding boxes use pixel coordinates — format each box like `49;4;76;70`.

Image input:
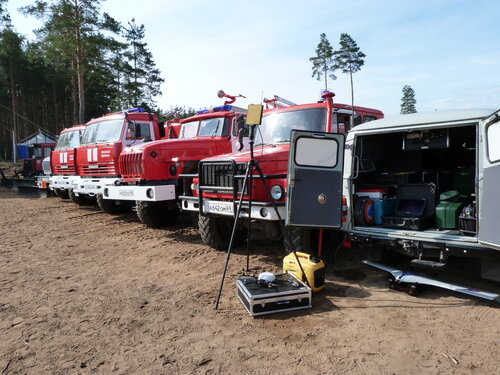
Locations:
7;0;500;117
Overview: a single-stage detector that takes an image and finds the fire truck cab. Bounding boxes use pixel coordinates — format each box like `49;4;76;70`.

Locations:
49;124;86;198
71;108;162;208
21;142;56;178
102;104;249;227
181;93;384;250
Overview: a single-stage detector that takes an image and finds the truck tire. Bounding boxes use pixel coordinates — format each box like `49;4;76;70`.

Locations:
284;228;343;262
198;214;245;250
136;200;179;228
54;188;70;199
68;189;95;206
96;194;131;214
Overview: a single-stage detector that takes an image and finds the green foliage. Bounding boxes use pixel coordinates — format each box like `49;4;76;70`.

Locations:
121;19;164;110
309;33;336;89
0;0;11;26
401;85;417;114
333;33;365;75
333;33;366;128
0;0;165;160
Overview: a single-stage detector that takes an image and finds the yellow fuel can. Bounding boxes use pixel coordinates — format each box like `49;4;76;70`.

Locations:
283;252;325;292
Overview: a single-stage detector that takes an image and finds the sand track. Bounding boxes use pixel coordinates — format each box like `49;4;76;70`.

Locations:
0;187;498;374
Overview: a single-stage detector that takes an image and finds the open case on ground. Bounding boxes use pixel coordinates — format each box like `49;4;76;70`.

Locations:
236;272;312;317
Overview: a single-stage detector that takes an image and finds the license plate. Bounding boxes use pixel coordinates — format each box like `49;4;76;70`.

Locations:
85;185;96;190
207;202;234;215
119;190;134;197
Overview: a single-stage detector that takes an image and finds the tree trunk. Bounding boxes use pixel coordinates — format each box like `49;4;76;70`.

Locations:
70;58;78;124
74;1;85;123
9;55;17;148
133;44;138;106
349;70;354;130
324;63;327;90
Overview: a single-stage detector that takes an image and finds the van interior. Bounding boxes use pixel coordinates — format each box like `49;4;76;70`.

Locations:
352;125;477;236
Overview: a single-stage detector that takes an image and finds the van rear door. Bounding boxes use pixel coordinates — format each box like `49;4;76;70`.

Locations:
479;109;500;250
286;130;344;228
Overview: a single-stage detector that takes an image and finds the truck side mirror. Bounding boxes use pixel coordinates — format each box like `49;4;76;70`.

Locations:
236;115;245;151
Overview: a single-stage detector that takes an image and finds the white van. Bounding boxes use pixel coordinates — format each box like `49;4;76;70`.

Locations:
286;109;500;282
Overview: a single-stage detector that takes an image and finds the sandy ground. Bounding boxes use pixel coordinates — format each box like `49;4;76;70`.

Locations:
0;187;498;375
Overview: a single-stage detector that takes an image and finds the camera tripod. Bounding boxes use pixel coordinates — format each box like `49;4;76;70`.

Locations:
214;124;310;310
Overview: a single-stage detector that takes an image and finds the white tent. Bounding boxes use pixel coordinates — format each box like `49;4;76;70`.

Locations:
18;129;57;146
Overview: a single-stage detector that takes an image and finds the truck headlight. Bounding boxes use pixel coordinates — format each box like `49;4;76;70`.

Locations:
169;165;177;176
190;182;199;193
270;185;283;200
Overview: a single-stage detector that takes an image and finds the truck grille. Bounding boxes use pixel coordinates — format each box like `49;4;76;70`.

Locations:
119;153;143;179
54;165;76;174
200;161;247;192
81;164;116;176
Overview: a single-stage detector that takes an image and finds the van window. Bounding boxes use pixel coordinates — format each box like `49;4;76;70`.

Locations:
294;136;339;168
487;121;500;163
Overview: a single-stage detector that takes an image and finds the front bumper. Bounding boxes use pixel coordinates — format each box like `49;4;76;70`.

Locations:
73;177;119;196
49;175;80;190
180;195;285;221
103;184;176;201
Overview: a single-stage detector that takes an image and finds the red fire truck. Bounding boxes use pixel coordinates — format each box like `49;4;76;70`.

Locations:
181;92;384;251
101;100;248;227
70;108;165;208
21;142;56;178
49;124;86;198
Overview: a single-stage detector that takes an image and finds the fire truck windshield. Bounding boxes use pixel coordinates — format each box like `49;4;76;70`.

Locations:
55;131;81;150
179;117;228;138
255;108;326;145
81;119;124;144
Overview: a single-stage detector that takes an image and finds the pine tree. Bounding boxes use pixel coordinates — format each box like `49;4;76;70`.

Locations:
401;85;417;114
22;0;121;123
0;0;10;26
333;33;365;129
122;19;164;109
309;33;336;90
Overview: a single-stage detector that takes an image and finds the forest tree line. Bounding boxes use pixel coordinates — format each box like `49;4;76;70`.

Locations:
0;0;178;160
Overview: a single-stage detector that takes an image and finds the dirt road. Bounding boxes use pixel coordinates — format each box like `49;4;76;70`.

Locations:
0;187;498;374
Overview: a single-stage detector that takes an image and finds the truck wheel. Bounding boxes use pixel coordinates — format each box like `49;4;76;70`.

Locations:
136;200;179;228
284;228;343;262
54;188;70;199
96;194;131;214
68;189;95;206
198;214;245;250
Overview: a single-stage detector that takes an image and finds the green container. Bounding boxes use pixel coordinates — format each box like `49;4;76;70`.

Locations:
436;200;464;229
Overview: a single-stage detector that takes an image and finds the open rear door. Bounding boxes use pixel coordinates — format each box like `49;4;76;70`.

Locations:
479;110;500;250
286;130;345;228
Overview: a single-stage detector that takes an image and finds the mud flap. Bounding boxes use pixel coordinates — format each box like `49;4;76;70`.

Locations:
362;260;500;303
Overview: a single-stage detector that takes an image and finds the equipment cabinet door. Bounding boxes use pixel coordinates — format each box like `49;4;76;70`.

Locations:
286;130;345;228
479;109;500;250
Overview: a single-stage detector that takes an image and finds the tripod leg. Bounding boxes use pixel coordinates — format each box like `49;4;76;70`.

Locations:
214;162;253;310
246;165;254;272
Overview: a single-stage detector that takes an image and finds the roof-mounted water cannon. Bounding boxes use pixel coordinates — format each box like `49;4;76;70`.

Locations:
196;90;248;115
217;89;246;105
263;95;297;110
